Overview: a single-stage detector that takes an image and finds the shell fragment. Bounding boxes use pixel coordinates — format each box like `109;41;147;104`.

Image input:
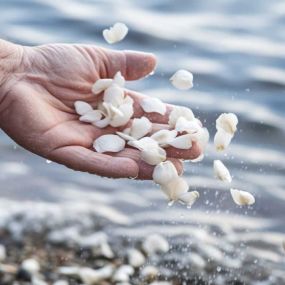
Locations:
168;134;192;149
93;134;125;153
92;79;113;95
213;160;232;183
170;69;193;90
151;130;178;146
80;110;102;123
230;188;255;206
74;101;93;116
168;106;195;128
216;113;238;135
140;97;166;115
214;129;233;151
103;22;128;44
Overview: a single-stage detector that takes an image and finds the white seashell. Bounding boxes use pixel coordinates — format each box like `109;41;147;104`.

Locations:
170;69;193;90
153;161;179;185
213;160;232;183
151;130;177;146
93;134;125;153
79;266;113;285
113;265;134;283
74;101;93;116
128;117;152;139
80;110;102;123
140;266;159;279
214;129;233;151
122;95;134;105
116;131;135;141
128;137;159;151
127;249;146;268
168;134;192;149
142;234;169;255
113;71;125;87
230;189;255;206
110;103;134;127
216;113;238;135
103;85;125;107
0;245;6;262
21;259;40;274
168;106;195;128
141;147;167;165
175;117;201;134
190;127;209;150
161;177;189;201
91;79;113;95
94;117;111;128
178;191;199;207
140;97;166;115
101;102;123;118
190;153;204;163
103;22;128;44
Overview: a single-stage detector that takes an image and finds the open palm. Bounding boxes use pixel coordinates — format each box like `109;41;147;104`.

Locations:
0;43;201;179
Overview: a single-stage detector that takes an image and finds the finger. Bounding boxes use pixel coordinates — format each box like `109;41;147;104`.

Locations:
48;145;139;179
112;148;184;180
98;48;157;80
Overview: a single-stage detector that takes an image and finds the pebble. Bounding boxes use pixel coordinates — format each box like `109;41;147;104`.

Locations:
127;249;145;268
21;258;40;275
142;234;169;256
140;265;159;279
0;244;6;261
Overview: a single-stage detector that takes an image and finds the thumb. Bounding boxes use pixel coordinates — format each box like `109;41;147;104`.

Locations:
99;48;157;80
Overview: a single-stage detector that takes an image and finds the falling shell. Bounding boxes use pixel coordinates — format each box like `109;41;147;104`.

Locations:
214;129;233;151
153;161;179;185
170;69;193;90
230;188;255;206
178;191;200;207
161;177;189;201
216;113;238;135
213;160;232;183
103;22;128;44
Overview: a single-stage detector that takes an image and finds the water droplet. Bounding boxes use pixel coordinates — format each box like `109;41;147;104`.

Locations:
46;160;52;164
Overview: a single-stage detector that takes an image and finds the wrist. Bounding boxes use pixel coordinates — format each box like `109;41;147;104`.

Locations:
0;40;24;103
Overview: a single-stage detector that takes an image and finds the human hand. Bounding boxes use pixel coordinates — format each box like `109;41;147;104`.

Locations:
0;41;201;179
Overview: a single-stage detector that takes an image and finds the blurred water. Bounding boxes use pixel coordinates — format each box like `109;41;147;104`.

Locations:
0;0;285;281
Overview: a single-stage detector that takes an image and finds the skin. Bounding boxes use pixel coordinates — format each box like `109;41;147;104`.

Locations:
0;40;202;180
